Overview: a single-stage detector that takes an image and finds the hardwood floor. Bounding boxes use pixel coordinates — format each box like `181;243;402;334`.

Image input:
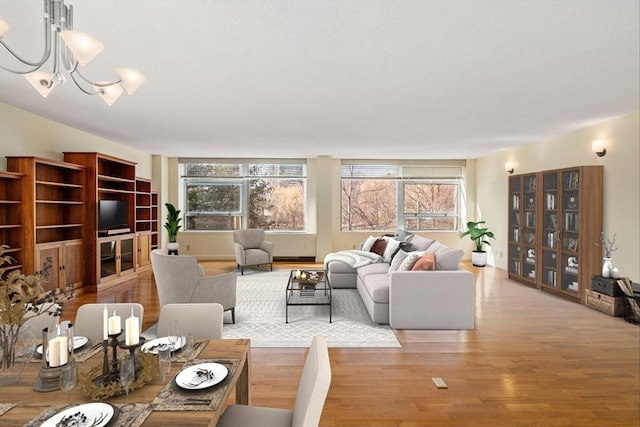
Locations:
61;262;640;426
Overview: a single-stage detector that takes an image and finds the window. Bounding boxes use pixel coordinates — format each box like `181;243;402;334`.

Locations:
341;163;462;231
180;161;306;231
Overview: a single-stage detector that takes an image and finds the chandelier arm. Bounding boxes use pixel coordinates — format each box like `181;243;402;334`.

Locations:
68;70;97;95
0;17;52;73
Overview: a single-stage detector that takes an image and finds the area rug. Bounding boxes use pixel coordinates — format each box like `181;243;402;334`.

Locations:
145;270;401;348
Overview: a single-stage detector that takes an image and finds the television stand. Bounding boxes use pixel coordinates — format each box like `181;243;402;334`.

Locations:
99;228;131;236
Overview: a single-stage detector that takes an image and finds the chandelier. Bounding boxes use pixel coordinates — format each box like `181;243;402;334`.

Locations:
0;0;145;105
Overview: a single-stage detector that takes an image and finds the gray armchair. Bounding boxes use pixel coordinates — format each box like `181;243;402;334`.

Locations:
232;229;274;275
151;249;237;323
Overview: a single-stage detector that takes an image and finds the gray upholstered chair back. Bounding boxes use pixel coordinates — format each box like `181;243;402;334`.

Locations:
216;335;331;427
232;229;265;249
151;249;237;323
157;303;224;339
74;303;144;340
292;335;332;427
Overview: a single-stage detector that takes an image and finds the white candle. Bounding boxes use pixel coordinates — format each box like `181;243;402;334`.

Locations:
108;310;121;334
48;337;61;367
125;309;139;345
295;270;301;279
58;335;69;366
103;304;108;340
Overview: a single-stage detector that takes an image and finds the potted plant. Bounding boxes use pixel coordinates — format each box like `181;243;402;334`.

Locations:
164;203;182;255
460;220;495;267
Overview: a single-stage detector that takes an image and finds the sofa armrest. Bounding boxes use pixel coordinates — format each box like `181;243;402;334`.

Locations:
389;269;475;330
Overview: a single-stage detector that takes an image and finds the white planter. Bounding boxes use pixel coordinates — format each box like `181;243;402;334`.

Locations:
472;251;488;267
167;242;179;255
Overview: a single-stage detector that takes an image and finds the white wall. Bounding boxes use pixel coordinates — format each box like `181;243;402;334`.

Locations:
0;104;153;177
476;111;639;282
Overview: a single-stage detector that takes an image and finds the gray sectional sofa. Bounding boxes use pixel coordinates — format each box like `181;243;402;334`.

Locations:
324;233;475;330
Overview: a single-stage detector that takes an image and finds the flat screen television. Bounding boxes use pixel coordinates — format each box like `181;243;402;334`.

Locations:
98;200;129;231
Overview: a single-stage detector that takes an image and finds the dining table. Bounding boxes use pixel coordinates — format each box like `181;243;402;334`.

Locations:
0;338;251;427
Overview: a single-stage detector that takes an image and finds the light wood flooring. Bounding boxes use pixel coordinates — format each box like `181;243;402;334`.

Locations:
60;261;640;426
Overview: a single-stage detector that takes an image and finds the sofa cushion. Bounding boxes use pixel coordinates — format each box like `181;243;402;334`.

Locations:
362;235;378;252
360;274;390;303
358;262;391;279
397;251;427;271
389;249;409;272
410;235;436;252
425;242;464;270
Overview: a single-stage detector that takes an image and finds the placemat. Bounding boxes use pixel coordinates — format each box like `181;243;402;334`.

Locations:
151;358;240;411
0;403;16;416
171;339;208;363
25;402;152;427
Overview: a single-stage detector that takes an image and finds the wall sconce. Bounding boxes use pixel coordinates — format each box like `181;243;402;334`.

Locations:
592;139;607;157
505;161;514;174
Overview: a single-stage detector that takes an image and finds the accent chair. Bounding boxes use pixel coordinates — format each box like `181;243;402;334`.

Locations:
232;229;274;275
151;249;237;323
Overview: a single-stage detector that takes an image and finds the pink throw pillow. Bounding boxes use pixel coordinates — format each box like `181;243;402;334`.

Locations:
411;253;436;271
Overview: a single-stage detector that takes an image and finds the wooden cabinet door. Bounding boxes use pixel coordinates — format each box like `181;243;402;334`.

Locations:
35;243;61;292
137;232;151;268
63;240;84;290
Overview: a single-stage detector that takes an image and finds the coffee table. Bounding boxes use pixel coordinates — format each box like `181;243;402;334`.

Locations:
286;269;331;323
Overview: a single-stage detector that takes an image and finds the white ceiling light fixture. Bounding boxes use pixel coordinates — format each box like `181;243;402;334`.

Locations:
0;0;145;105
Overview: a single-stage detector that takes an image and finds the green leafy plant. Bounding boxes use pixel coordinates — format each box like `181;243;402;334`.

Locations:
460;220;495;252
164;203;182;243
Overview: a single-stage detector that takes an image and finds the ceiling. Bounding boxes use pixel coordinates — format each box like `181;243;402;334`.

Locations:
0;0;638;160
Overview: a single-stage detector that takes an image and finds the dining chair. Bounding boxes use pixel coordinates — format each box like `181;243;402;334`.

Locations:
22;303;61;336
73;303;144;340
151;249;237;323
157;303;224;339
232;229;274;275
216;335;331;427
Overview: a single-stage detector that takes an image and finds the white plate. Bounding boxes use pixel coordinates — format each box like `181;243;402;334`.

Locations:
36;336;89;356
140;336;185;354
42;402;115;427
175;362;229;390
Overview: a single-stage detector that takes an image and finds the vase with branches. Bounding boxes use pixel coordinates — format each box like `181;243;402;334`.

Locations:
0;245;71;385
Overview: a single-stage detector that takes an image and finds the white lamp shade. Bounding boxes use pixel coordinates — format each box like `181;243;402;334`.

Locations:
504;161;514;173
592;139;606;154
0;19;10;38
115;68;146;94
94;82;123;106
60;30;103;66
24;71;55;97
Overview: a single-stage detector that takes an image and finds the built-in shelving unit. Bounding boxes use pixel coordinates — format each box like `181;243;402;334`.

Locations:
0;171;24;273
6;157;86;291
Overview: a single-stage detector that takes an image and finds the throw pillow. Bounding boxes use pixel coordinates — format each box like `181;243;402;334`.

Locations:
382;237;401;263
362;235;377;252
396;230;415;242
411;234;436;252
411;253;436;271
390;241;416;262
425;242;465;270
389;249;409;272
370;238;388;256
397;251;426;271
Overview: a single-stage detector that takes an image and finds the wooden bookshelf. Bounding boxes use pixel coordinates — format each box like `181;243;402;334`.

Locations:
508;166;603;303
64;152;137;291
5;157;86;291
0;171;24;273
